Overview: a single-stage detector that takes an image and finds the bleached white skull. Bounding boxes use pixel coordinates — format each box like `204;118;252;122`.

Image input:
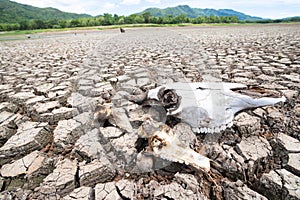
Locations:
138;118;210;172
147;82;286;133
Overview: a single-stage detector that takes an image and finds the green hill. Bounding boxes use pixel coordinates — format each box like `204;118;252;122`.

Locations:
0;0;91;23
138;5;263;21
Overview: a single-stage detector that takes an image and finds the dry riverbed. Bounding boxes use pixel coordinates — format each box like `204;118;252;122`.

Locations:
0;24;299;199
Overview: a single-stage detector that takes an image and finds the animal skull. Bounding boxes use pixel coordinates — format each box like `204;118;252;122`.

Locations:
138;118;210;172
147;82;286;133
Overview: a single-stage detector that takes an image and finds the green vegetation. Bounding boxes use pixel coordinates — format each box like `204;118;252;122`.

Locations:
0;1;299;32
0;0;90;24
0;12;241;31
138;5;262;21
248;17;300;24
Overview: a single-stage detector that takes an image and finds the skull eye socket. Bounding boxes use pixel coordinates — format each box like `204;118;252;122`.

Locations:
150;136;166;150
157;88;181;112
162;89;177;108
152;138;161;146
164;90;175;102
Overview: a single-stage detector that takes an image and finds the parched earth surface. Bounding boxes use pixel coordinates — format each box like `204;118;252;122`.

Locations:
0;24;299;199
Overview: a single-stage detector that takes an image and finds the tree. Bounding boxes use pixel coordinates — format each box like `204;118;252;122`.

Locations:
0;23;20;31
118;17;125;25
70;19;80;27
58;20;67;28
134;15;144;23
149;16;158;24
103;13;113;25
173;14;188;23
96;16;105;25
192;16;205;24
230;16;239;23
142;12;151;23
45;19;58;28
28;19;45;29
207;16;218;23
0;9;244;31
125;14;137;24
79;18;90;27
163;15;174;24
19;20;29;30
157;17;164;24
112;14;120;24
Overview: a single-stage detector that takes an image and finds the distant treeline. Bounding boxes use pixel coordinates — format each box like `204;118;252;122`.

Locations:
0;13;299;31
247;17;300;24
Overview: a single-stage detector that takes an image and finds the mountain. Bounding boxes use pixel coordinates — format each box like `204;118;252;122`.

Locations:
0;0;91;23
138;5;263;21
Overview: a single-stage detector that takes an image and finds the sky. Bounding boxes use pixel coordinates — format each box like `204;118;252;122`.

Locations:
12;0;300;19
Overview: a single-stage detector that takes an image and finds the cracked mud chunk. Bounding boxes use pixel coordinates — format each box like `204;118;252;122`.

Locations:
1;151;46;177
73;128;105;160
151;181;208;199
63;186;93;200
95;182;121;200
51;107;78;121
79;158;116;187
222;179;267;200
38;158;78;197
259;169;300;200
67;92;98;112
32;101;60;114
0;112;22;146
287;153;300;176
0;151;53;190
236;136;272;161
277;133;300;152
234;112;261;135
0;102;19;113
115;179;136;199
0;122;51;165
11;92;36;104
174;172;201;193
53;119;82;152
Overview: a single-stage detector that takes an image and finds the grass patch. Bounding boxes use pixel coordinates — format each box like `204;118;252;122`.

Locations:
1;22;299;37
0;26;99;36
0;29;58;36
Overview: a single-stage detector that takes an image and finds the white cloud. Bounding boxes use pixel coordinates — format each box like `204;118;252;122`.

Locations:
120;0;141;5
103;2;116;9
146;0;161;4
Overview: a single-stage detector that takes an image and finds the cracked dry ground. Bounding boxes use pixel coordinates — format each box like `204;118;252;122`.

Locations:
0;24;299;199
